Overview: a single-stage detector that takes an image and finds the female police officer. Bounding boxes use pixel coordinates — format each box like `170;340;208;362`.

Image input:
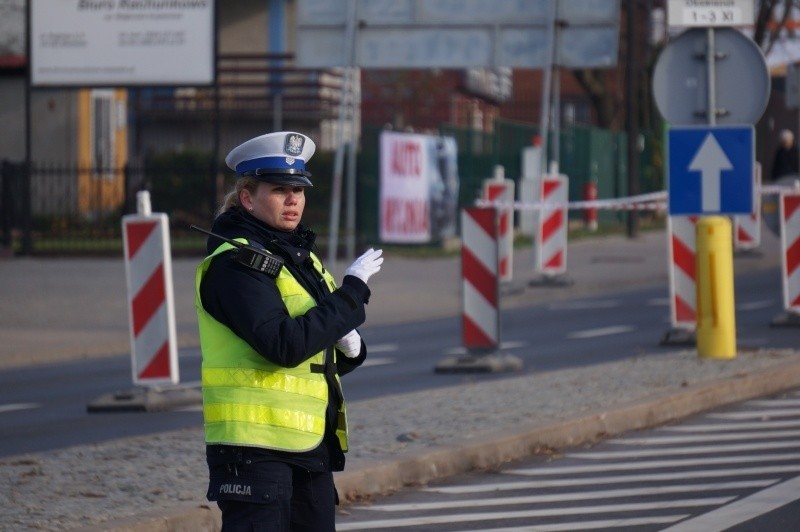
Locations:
195;131;383;531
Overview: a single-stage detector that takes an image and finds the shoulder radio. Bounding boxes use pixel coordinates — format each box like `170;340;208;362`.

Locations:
190;225;284;278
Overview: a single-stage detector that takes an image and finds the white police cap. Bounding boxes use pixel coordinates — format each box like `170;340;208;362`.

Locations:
225;131;316;187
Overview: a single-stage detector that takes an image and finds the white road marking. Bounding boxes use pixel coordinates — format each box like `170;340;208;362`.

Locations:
708;408;800;419
443;341;526;356
508;453;800;475
568;440;800;459
609;428;800;445
664;419;800;431
362;357;394;368
0;402;41;414
449;515;690;532
736;300;775;311
336;498;733;531
647;297;670;306
547;300;620;310
366;481;773;512
567;325;634;339
427;466;800;493
661;475;800;532
746;398;800;407
365;343;398;353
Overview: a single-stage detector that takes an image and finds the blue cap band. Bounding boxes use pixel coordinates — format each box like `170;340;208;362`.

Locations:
235;156;305;175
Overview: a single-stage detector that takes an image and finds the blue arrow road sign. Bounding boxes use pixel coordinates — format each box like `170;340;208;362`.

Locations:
668;125;754;215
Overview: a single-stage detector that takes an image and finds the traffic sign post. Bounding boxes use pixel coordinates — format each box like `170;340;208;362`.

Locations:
652;27;769;126
654;5;766;355
668;125;754;216
667;0;755;28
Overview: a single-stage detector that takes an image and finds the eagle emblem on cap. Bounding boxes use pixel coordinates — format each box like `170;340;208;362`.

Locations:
284;134;304;157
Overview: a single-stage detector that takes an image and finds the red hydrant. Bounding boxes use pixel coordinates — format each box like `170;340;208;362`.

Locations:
583;180;598;231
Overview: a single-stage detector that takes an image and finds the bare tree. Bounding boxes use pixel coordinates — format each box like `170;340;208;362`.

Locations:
753;0;796;52
574;0;798;130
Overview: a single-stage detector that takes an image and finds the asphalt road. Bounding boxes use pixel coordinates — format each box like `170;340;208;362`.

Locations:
0;267;795;458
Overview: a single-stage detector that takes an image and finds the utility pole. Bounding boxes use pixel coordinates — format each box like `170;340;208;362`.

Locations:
625;0;640;238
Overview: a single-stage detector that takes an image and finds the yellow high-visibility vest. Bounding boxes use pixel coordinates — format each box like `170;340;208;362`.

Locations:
195;240;348;452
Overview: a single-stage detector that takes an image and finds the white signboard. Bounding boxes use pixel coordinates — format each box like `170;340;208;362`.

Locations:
380;131;459;243
297;0;620;69
667;0;754;27
30;0;215;86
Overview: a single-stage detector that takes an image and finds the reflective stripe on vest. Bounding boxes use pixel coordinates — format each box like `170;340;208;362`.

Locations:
195;240;348;452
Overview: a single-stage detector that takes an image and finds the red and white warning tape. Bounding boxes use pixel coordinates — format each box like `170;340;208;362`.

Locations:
476;184;800;212
476;191;667;212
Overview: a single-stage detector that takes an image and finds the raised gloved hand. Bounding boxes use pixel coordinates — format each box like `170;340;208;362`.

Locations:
344;248;384;285
336;329;362;359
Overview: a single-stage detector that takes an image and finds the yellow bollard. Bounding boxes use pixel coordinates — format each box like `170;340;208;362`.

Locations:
696;216;737;359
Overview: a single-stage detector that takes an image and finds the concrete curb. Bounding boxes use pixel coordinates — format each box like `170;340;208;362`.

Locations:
77;503;220;532
91;359;800;532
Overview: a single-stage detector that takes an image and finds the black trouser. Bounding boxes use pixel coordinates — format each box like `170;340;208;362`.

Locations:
211;460;337;532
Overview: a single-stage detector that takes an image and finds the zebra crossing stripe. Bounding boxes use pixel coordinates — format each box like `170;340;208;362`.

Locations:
661;475;800;532
664;419;800;431
610;428;800;445
369;480;773;512
336;498;733;531
425;465;800;493
568;439;800;459
507;453;800;475
449;515;690;532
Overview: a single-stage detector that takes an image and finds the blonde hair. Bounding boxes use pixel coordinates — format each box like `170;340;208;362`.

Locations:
217;176;260;218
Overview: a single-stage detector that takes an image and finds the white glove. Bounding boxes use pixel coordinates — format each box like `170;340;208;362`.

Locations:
336;330;362;359
344;248;384;284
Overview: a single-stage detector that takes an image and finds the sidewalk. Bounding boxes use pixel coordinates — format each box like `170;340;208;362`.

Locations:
2;227;799;531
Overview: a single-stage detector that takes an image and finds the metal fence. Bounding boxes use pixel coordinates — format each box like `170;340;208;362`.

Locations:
1;119;660;256
0;154;341;256
0;160;217;256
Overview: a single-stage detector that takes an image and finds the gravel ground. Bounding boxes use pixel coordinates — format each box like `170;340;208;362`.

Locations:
1;348;798;531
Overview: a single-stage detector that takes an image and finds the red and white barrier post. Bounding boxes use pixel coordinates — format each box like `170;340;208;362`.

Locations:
530;173;572;286
482;166;515;283
87;191;201;412
662;215;698;344
122;191;179;385
772;190;800;326
461;207;499;351
734;163;761;252
435;207;522;373
518;136;543;238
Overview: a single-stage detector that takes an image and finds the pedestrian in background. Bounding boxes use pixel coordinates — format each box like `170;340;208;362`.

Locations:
194;131;383;531
771;129;799;181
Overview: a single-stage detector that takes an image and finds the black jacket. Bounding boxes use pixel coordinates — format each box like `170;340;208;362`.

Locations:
772;145;799;181
199;208;370;472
